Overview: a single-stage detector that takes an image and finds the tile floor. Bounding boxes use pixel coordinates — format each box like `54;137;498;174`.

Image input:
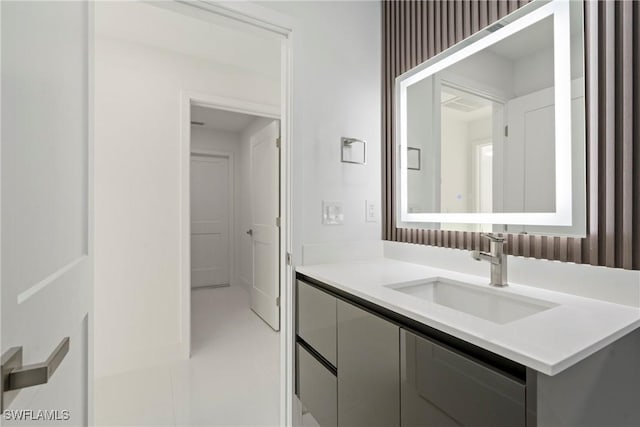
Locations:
95;286;280;426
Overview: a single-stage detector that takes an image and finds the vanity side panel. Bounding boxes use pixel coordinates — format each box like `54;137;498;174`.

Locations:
536;328;640;427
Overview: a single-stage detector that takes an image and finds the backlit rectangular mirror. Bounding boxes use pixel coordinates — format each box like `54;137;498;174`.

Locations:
396;0;586;236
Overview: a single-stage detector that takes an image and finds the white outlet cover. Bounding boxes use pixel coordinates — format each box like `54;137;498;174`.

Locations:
323;201;344;225
365;200;378;222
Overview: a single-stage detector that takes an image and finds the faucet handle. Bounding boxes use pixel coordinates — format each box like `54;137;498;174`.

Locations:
480;233;505;243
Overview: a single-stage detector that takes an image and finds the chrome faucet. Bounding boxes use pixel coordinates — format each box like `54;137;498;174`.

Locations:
471;233;508;287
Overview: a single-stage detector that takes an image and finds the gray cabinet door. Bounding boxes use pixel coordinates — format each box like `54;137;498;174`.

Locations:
337;300;400;427
297;280;337;365
298;343;338;427
401;329;526;427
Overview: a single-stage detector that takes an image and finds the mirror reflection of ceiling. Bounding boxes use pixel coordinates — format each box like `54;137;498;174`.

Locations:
441;86;492;122
442;15;564;101
486;16;553;60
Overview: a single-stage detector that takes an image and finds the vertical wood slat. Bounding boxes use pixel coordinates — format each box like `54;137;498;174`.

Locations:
382;1;639;271
585;0;599;266
634;0;640;271
392;0;398;242
463;0;471;38
421;0;428;59
488;0;498;23
603;0;616;267
620;0;634;270
428;1;435;58
479;0;488;28
442;1;449;49
447;0;455;47
508;0;519;14
382;1;391;239
435;1;442;54
455;0;463;43
382;2;388;239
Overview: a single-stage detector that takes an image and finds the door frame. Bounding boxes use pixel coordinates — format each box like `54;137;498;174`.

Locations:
179;91;280;352
171;2;294;425
189;150;234;289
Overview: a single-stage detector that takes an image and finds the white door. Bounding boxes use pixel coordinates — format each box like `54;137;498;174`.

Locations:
190;155;230;288
249;121;280;331
1;1;91;424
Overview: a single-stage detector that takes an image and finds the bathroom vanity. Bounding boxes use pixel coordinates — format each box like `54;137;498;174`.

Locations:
294;259;640;427
293;1;640;424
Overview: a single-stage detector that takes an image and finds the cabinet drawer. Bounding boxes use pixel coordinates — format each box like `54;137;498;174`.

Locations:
338;300;400;427
297;280;337;366
297;343;337;427
401;329;526;427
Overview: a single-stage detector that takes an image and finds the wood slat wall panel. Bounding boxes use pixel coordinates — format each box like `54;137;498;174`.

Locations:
381;0;640;270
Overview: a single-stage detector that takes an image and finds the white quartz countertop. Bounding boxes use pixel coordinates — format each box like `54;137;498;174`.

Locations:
296;259;640;376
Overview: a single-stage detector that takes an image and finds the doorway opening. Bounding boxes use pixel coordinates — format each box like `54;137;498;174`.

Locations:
186;104;282;425
187;103;283;351
93;0;292;424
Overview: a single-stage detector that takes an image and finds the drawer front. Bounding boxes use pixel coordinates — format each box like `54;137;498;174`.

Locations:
401;329;526;427
338;300;400;427
297;280;337;366
297;343;337;427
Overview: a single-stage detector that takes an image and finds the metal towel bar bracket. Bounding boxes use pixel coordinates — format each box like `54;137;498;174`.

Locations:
1;337;70;411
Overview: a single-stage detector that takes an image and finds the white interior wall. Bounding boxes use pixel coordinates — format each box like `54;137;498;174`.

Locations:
94;35;279;378
262;1;382;263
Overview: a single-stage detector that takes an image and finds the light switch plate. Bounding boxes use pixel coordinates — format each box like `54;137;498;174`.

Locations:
322;201;344;225
365;200;378;222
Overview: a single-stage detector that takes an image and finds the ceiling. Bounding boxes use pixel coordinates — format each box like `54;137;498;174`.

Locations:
190;106;258;133
94;1;281;78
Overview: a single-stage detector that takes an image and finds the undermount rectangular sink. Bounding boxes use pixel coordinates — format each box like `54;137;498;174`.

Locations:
386;277;557;324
